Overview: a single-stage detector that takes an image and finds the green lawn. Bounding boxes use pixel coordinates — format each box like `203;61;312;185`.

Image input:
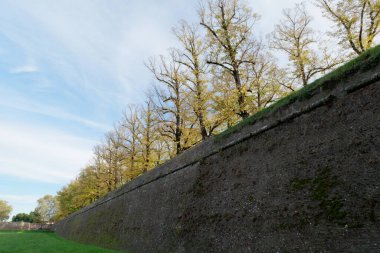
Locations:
0;231;121;253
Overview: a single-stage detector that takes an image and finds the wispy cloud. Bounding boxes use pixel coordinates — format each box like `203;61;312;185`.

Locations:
9;63;39;74
0;122;96;183
0;194;39;205
0;88;111;131
0;0;197;106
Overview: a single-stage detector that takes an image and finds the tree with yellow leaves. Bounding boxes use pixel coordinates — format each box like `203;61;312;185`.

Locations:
147;52;199;155
200;0;259;119
316;0;380;55
271;3;344;87
0;200;12;222
173;21;223;140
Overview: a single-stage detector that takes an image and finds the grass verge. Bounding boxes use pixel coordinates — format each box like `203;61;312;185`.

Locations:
215;45;380;141
0;230;121;253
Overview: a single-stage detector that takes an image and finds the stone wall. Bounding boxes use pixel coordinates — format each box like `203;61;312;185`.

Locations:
55;64;380;252
0;222;52;231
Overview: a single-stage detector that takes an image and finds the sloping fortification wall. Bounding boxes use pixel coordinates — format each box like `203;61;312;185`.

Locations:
55;64;380;252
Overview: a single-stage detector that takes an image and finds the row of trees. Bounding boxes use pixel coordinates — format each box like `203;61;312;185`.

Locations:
0;195;57;223
12;211;41;223
55;0;380;219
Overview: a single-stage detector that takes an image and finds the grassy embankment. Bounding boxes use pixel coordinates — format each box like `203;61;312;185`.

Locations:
0;231;121;253
215;45;380;141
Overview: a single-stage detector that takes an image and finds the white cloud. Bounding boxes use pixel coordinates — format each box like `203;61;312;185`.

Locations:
9;64;39;74
1;0;196;106
0;122;96;183
0;88;111;131
0;194;39;205
1;0;341;109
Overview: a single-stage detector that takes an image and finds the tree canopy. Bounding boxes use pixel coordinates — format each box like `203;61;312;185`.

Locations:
315;0;380;55
11;211;41;223
35;195;58;223
0;200;12;222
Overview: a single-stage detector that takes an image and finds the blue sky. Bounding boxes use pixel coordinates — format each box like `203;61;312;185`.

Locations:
0;0;325;218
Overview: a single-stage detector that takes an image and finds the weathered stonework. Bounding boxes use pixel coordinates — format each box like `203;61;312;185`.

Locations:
0;222;52;231
55;63;380;253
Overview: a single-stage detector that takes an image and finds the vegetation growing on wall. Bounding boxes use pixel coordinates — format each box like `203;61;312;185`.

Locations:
215;44;380;140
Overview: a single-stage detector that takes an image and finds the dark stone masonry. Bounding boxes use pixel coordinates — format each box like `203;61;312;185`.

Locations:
55;63;380;252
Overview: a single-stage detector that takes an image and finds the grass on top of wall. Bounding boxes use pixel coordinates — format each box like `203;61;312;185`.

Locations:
0;230;122;253
215;45;380;141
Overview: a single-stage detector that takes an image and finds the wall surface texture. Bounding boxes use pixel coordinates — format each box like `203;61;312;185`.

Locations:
55;65;380;253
